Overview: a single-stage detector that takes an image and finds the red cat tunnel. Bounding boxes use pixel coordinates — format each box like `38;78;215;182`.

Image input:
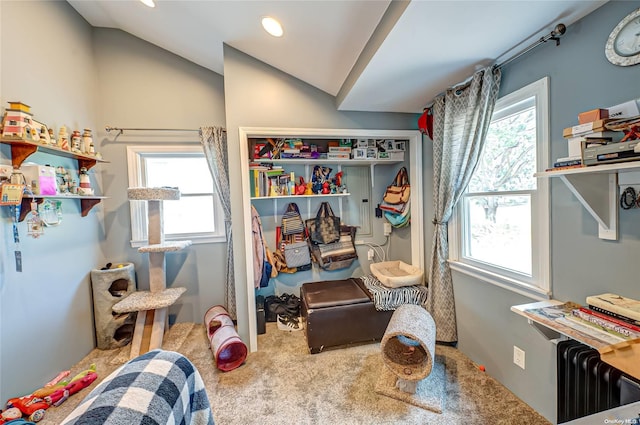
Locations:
204;305;248;371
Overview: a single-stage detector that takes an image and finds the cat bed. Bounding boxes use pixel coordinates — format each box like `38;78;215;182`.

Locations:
370;260;423;288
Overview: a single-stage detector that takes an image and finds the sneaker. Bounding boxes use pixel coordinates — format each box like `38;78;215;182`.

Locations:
277;314;304;332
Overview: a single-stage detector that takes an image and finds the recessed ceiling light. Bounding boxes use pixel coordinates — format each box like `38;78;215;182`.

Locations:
261;16;283;37
140;0;155;8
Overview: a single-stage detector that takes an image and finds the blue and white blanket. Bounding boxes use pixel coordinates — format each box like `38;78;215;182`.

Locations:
61;349;214;425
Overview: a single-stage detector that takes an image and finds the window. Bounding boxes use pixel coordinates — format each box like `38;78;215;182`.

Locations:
126;145;225;246
450;77;550;298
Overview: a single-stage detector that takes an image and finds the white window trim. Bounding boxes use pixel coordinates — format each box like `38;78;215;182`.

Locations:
449;76;551;301
126;144;226;247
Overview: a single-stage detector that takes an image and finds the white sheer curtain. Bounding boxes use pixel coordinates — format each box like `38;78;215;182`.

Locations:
428;66;501;343
199;126;235;319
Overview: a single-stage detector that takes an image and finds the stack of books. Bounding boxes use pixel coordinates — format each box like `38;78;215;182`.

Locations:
249;164;290;197
554;108;623;170
566;293;640;342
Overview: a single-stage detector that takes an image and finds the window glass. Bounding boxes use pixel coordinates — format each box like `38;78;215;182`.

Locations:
127;145;225;245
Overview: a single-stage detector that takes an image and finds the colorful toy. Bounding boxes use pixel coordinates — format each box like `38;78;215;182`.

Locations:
44;371;97;407
5;395;49;422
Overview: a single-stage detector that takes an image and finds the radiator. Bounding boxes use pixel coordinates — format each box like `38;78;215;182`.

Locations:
557;340;630;423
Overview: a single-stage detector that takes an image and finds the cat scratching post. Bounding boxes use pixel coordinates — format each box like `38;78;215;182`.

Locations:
375;304;445;413
113;188;191;359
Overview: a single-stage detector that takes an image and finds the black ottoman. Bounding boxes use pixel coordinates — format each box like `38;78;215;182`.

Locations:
300;278;393;354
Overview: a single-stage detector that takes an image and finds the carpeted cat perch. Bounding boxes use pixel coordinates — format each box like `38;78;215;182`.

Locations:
375;303;445;413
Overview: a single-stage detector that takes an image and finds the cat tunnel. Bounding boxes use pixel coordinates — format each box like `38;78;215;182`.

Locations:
204;305;248;372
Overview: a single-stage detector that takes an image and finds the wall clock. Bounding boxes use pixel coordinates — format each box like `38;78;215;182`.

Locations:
605;7;640;66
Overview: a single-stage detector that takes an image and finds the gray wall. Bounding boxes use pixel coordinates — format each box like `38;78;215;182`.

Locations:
222;44;419;346
0;2;227;402
453;1;640;422
92;28;227;325
0;0;99;402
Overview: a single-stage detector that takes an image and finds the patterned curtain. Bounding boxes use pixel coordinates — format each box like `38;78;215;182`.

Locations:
200;126;236;319
428;66;501;342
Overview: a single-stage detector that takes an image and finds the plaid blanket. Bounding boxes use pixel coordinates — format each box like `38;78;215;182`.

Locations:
61;350;214;425
361;274;428;311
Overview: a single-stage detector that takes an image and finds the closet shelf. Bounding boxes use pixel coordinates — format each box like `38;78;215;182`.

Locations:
250;193;350;200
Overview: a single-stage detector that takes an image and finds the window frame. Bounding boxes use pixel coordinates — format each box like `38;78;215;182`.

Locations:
449;76;551;300
126;144;226;247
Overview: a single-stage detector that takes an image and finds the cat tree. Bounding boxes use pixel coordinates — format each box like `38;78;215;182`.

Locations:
113;187;191;359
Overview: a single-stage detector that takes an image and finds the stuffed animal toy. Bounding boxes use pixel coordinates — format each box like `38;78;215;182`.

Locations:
44;371;97;407
5;395;48;423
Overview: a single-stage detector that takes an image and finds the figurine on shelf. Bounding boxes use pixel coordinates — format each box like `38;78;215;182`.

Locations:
78;167;93;196
82;128;93;154
48;127;57;146
321;181;330;194
71;130;82;153
58;126;69;150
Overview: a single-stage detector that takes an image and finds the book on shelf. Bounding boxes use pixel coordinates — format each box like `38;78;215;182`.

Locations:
556;316;626;345
586;293;640;323
523;301;581;320
553;159;582;168
545;164;586;172
571;308;640;339
577;306;640;333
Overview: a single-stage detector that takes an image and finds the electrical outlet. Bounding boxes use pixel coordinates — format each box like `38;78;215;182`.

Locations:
383;222;392;236
513;345;525;369
367;248;374;260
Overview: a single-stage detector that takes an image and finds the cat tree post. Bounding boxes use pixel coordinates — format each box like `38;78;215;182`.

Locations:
113;187;191;359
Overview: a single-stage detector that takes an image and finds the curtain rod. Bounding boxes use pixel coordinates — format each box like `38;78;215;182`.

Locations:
495;23;566;70
423;23;566;110
105;126;226;137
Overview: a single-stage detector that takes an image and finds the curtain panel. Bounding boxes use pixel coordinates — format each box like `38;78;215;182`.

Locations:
200;126;236;319
428;66;501;342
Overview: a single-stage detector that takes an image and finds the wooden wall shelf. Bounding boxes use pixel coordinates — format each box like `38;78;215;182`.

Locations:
19;195;107;221
512;300;640;381
535;161;640;240
1;137;109;170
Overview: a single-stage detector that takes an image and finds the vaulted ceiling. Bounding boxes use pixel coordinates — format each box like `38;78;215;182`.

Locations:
68;0;608;113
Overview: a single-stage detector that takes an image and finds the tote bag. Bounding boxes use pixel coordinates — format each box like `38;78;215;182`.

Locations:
306;202;341;245
281;203;305;235
382;167;410;205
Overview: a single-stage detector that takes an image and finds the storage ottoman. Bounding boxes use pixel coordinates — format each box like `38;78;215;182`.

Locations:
301;278;394;354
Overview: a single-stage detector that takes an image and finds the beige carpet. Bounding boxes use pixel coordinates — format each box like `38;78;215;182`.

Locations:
38;323;551;425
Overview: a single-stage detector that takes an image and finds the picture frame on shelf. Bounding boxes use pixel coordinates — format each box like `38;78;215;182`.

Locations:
366;147;378;159
395;141;406;151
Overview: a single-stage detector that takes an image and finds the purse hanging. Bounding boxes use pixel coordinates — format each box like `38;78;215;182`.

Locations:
281;202;305;235
382;167;410;205
307;202;341;245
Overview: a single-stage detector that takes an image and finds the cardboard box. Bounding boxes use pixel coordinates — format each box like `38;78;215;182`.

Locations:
578;109;608;124
327;152;350;160
328;146;351;153
20;164;57;195
562;119;611;138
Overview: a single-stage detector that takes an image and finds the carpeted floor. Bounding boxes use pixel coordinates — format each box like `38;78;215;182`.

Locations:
38;322;551;424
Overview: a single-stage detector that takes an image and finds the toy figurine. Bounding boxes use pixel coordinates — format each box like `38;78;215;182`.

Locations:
305;182;313;195
321;181;330;194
